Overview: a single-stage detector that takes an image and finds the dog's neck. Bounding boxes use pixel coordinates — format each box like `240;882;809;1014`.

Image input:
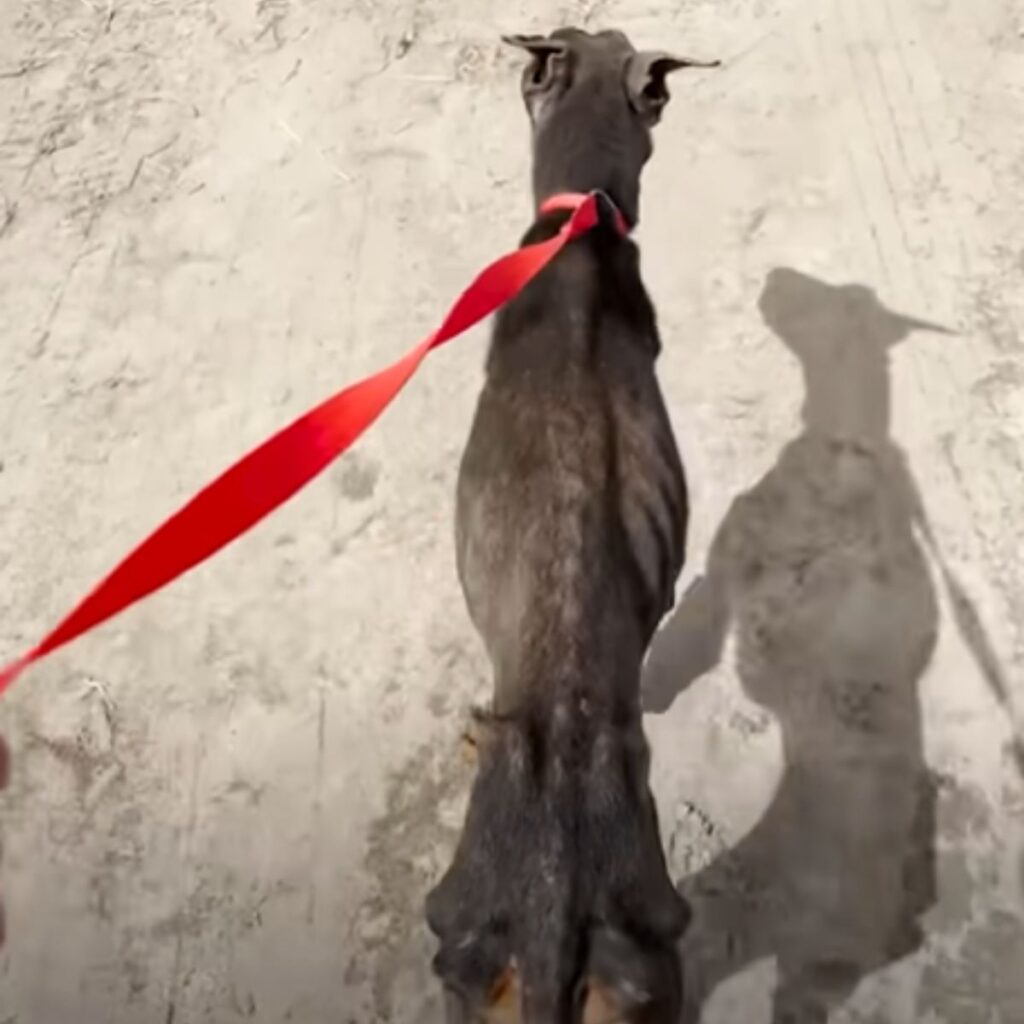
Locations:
496;206;659;368
529;101;649;230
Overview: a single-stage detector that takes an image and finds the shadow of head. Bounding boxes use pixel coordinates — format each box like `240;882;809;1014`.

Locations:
426;710;689;1023
503;27;718;225
757;267;952;440
758;267;952;357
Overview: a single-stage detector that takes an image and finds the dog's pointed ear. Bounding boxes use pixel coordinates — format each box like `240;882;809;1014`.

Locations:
503;33;572;102
626;51;720;124
501;33;569;58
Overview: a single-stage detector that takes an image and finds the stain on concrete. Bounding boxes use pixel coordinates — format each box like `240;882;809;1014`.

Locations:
938;775;994;844
929;847;975;934
917;911;1024;1023
333;453;381;503
344;737;471;1022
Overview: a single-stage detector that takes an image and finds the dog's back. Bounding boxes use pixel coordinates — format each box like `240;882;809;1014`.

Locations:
456;218;686;712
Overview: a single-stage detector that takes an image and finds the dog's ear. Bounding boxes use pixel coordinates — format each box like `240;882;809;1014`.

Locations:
625;51;720;124
502;33;572;105
501;33;570;60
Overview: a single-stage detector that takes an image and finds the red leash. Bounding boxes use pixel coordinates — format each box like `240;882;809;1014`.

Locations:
0;192;621;693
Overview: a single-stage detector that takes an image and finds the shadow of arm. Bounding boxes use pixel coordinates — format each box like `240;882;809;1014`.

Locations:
641;569;730;714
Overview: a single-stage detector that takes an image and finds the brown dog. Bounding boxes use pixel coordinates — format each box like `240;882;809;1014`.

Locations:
426;28;716;1024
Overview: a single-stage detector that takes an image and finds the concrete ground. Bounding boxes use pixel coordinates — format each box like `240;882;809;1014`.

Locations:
1;0;1022;1021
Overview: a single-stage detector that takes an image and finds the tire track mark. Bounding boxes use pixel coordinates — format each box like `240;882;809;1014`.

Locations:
813;17;891;283
834;0;913;259
833;0;935;405
306;683;327;926
826;3;1022;699
874;0;1024;650
882;0;940;182
165;737;205;1024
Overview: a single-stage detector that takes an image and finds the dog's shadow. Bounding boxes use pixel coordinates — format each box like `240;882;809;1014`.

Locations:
644;268;1015;1022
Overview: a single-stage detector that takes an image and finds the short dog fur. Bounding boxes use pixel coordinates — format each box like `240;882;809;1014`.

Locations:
426;28;716;1024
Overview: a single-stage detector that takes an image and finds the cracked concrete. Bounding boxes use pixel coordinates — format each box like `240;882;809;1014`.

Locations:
1;0;1022;1021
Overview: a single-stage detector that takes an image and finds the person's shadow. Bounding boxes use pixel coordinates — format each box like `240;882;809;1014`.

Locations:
643;269;1018;1023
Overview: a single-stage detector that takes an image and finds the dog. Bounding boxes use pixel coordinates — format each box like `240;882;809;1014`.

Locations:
425;28;716;1024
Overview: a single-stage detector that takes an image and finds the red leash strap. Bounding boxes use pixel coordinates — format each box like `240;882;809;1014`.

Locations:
0;192;616;694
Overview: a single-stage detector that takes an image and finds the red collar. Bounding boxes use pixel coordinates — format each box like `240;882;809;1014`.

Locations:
540;190;630;237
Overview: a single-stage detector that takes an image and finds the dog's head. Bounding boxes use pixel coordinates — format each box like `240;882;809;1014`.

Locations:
426;705;690;1023
503;27;717;226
